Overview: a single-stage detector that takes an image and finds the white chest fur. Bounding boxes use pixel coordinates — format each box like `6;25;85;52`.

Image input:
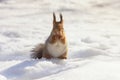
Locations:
47;41;67;57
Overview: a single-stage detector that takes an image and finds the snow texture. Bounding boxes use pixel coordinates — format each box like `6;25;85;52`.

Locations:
0;0;120;80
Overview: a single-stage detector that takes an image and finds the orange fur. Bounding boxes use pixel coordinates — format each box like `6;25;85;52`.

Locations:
31;13;68;59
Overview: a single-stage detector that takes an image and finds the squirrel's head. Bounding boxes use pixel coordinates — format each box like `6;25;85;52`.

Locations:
51;13;65;39
53;13;63;30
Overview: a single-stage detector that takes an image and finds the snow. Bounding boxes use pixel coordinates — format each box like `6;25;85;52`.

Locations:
0;0;120;80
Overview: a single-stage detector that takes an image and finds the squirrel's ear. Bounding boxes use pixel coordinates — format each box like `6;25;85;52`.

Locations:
60;13;63;23
53;12;56;23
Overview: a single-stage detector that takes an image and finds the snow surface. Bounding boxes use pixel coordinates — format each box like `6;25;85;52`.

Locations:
0;0;120;80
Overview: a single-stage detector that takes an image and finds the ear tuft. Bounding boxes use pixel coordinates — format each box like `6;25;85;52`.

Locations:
60;13;63;23
53;12;56;23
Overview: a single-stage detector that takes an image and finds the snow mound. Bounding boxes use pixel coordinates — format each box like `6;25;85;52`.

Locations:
0;75;7;80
